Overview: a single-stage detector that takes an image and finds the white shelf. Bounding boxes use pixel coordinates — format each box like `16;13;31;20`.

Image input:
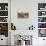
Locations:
38;22;46;23
0;22;8;23
0;10;8;11
38;28;46;29
38;16;46;17
38;10;46;11
0;16;8;17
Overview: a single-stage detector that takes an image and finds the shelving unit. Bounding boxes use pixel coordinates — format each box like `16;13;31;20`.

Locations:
0;10;8;11
38;10;46;11
38;3;46;37
0;3;8;37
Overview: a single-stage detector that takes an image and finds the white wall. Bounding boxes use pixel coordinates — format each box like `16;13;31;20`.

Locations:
11;0;38;30
11;0;46;46
11;0;46;30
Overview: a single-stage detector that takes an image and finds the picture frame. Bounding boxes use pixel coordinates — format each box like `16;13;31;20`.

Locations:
17;9;29;18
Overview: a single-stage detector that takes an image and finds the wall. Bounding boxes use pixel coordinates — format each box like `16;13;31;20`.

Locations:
11;0;38;30
11;0;46;30
11;0;46;46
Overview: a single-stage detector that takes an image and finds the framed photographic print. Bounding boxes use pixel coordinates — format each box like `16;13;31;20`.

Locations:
17;9;29;18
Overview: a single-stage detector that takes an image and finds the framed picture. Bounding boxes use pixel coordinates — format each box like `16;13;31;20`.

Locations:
17;9;29;18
